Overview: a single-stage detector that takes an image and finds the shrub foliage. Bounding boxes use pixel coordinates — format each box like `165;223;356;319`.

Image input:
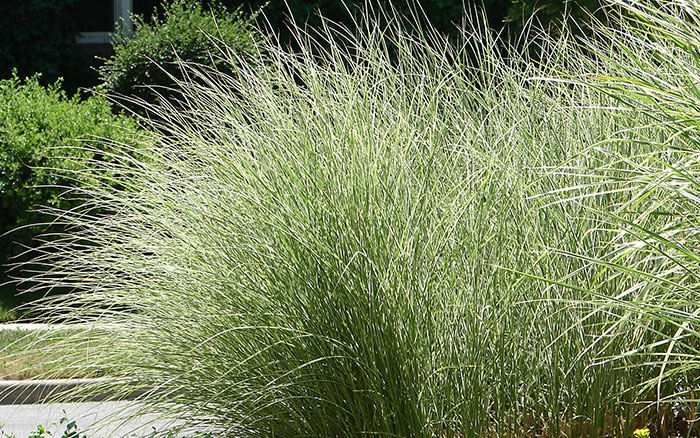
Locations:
0;74;137;307
98;0;262;110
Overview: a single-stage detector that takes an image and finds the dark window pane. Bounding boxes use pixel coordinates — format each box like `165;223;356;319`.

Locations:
69;0;114;32
133;0;163;22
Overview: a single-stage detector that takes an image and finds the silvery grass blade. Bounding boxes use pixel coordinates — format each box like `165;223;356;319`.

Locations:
513;2;700;435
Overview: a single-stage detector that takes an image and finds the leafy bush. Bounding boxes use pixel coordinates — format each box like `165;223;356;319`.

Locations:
98;0;262;111
0;74;138;309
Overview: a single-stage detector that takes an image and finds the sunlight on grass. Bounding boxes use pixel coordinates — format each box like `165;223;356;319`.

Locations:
0;329;105;380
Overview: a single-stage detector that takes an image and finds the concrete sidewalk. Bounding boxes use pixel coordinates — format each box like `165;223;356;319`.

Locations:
0;325;188;437
0;401;184;437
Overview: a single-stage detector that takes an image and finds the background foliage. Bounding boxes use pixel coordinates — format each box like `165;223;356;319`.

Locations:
0;0;606;97
213;0;605;41
99;0;263;112
506;0;605;31
0;0;92;93
215;0;512;40
0;74;137;316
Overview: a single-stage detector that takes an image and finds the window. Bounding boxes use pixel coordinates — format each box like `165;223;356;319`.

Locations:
71;0;133;44
133;0;162;20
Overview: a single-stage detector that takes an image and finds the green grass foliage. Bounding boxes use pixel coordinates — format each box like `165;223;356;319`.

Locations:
0;74;137;310
20;1;700;437
547;1;700;434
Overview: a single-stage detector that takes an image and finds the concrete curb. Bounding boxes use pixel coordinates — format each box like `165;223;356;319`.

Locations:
0;324;143;405
0;379;145;405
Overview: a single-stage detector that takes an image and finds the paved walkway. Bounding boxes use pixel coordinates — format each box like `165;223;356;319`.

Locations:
0;401;183;437
0;325;188;437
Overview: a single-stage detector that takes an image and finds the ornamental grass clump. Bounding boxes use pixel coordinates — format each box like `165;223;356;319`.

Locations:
545;0;700;434
17;4;696;437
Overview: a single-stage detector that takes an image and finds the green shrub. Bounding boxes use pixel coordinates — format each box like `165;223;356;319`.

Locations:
0;74;138;310
98;0;262;111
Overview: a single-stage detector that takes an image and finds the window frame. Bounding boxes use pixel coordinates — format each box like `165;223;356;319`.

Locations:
76;0;133;44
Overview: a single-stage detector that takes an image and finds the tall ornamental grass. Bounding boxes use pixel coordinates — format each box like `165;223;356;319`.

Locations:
16;3;700;437
540;1;700;435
